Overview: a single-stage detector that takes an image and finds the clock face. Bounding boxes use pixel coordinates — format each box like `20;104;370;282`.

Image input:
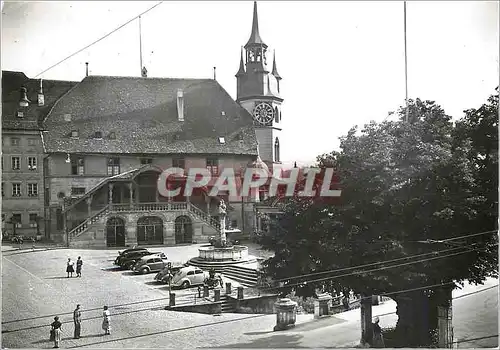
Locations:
253;103;274;125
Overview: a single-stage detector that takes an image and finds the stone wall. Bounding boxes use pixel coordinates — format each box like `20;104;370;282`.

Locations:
166;301;222;315
230;294;279;314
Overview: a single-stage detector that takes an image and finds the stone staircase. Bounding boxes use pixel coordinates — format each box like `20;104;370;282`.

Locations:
220;295;237;313
222;265;259;287
68;202;220;241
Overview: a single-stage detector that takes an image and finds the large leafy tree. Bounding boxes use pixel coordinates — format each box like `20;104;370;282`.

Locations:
256;92;498;346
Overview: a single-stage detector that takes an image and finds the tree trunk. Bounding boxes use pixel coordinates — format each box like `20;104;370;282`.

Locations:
393;287;453;347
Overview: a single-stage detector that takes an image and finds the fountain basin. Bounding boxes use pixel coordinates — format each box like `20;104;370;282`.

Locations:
198;244;249;261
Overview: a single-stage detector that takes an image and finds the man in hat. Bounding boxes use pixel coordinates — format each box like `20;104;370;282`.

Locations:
73;304;82;339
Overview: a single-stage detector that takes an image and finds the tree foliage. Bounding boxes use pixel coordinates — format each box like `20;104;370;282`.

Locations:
255;92;499;345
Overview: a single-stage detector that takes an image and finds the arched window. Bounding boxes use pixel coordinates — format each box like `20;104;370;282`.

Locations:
274;107;279;123
274;137;280;163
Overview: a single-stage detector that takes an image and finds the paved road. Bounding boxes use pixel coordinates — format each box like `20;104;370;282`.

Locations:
2;245;497;348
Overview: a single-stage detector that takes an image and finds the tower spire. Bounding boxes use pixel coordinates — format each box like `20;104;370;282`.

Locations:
272;50;282;80
236;46;246;77
245;1;266;49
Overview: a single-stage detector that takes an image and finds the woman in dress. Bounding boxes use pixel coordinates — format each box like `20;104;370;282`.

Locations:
102;306;111;335
50;316;63;348
66;258;75;278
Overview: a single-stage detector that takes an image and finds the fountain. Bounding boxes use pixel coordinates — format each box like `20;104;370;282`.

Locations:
188;199;256;271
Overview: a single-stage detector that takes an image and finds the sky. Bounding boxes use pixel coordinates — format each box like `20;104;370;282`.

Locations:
2;1;499;167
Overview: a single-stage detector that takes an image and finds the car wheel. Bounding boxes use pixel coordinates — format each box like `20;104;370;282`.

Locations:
140;267;149;274
181;281;190;289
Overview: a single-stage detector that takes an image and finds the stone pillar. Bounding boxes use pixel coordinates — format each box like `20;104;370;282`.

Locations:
274;298;298;331
155;186;159;203
360;295;373;346
237;286;244;300
214;289;221;302
314;294;332;319
220;213;227;245
225;282;232;295
169;292;176;306
128;183;134;209
87;196;92;217
108;183;114;205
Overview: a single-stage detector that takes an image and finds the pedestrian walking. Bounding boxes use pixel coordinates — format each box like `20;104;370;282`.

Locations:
73;304;82;339
372;316;385;348
66;258;75;278
50;316;63;348
76;257;83;277
102;306;111;335
31;237;36;251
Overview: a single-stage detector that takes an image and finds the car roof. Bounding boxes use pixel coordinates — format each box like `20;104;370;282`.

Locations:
140;254;164;260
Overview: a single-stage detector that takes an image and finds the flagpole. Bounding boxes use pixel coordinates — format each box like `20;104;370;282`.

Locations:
139;16;143;75
404;0;409;123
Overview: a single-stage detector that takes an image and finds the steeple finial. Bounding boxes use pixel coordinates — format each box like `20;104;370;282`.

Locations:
245;1;267;49
272;50;282;80
236;47;246;77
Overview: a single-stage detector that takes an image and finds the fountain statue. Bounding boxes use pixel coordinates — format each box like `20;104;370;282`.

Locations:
218;199;227;246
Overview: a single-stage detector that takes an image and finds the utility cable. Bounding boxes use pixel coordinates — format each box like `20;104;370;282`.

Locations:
33;1;164;78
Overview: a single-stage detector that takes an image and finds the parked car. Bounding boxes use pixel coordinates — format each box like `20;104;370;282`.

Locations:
154;264;188;284
114;248;149;266
170;266;209;289
119;251;165;269
132;254;170;274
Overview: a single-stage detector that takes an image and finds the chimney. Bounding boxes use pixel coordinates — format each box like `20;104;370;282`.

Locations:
85;62;89;77
141;66;148;78
19;87;30;107
38;79;45;107
213;66;216;80
177;89;184;122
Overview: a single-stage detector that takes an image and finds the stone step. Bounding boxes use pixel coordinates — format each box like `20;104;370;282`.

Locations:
221;273;257;287
220;296;236;313
223;266;259;279
187;257;258;272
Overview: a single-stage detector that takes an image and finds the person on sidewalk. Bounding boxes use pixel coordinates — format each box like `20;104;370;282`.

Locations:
66;258;75;278
76;257;83;277
102;306;111;335
73;304;82;339
50;316;63;348
372;316;385;348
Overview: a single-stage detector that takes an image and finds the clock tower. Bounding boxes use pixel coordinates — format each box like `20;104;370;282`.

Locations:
236;1;283;172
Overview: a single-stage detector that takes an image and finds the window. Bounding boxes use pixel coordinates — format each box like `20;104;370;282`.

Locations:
274;107;279;123
11;157;20;170
1;183;4;197
12;183;21;197
2;214;5;222
108;132;116;139
218;137;226;144
274;137;280;162
28;156;37;170
71;157;84;175
140;158;153;165
195;270;204;274
64;114;72;122
172;157;185;169
1;157;3;170
56;209;63;230
107;157;120;175
12;214;22;228
153;258;162;263
11;138;20;146
146;259;154;264
94;131;103;139
187;271;195;276
17;111;24;118
29;213;38;228
71;130;79;138
231;220;238;228
27;183;38;197
206;157;219;175
71;187;86;196
28;138;37;146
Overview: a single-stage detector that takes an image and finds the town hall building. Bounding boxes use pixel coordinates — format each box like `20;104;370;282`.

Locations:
1;1;284;247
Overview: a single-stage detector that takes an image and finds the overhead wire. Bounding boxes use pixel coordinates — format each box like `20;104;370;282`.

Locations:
33;1;164;78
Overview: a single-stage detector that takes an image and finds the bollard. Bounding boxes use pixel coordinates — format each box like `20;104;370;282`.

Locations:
237;286;244;300
203;285;209;297
169;292;176;307
214;289;221;302
225;282;232;295
197;286;202;298
274;298;298;331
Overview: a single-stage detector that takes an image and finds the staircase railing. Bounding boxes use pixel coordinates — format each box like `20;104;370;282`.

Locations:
186;202;221;230
68;205;110;239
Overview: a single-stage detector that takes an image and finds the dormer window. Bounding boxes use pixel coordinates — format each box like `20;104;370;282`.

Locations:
17;111;24;118
94;131;103;139
237;133;244;141
218;137;226;144
64;114;72;122
71;130;79;138
174;133;181;141
108;132;116;139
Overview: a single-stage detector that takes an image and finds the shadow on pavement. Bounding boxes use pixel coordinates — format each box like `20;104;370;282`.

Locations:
201;334;306;348
46;276;75;279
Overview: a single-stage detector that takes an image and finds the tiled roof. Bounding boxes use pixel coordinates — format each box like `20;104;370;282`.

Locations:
2;71;78;130
43;75;259;155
